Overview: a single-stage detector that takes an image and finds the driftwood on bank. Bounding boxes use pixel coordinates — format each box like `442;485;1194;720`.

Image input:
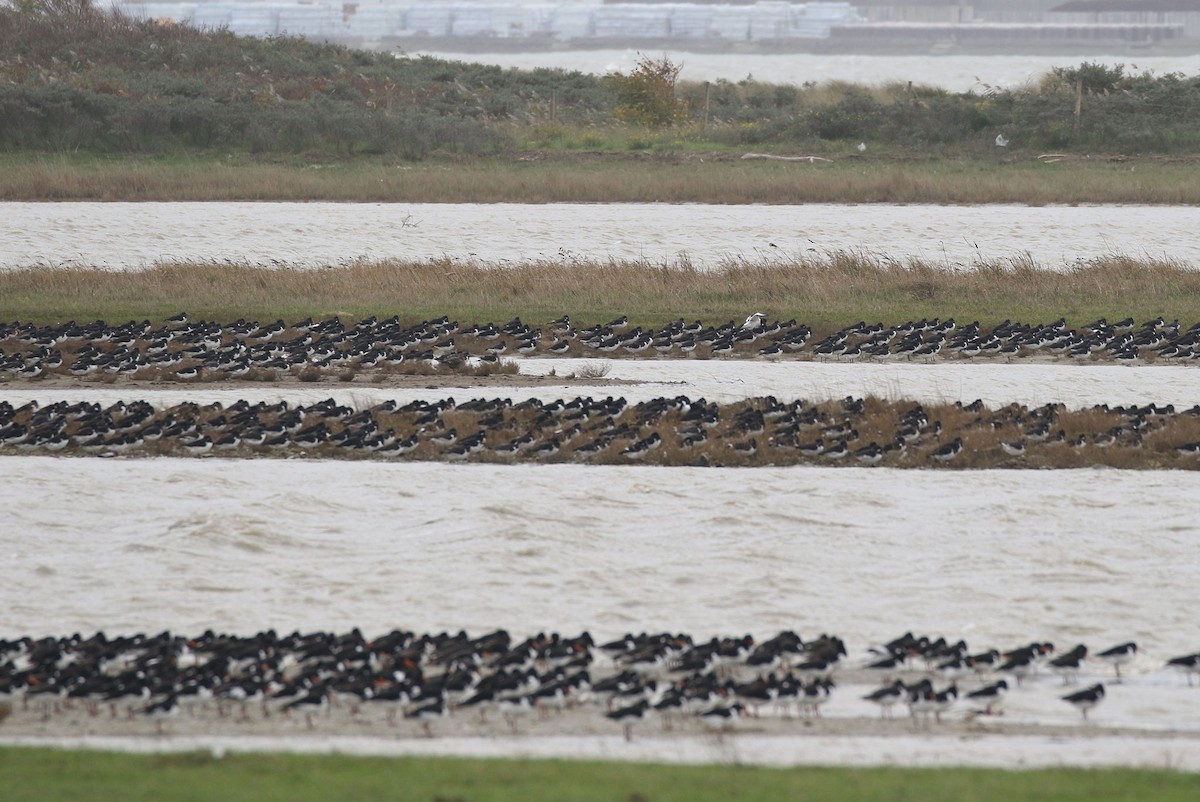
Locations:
741;153;833;163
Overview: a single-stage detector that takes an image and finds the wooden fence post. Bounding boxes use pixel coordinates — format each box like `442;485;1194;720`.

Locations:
1073;77;1083;135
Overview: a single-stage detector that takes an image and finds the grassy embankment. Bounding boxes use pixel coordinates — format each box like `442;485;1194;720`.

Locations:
1;749;1197;802
2;256;1197;331
4;6;1200;203
4;152;1200;204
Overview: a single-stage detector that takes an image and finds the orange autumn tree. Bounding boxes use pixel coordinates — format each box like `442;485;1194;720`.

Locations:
608;55;689;129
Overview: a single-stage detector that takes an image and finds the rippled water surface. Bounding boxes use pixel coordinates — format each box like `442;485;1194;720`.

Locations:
2;202;1195;269
7;193;1200;765
5;359;1198;411
5;457;1196;658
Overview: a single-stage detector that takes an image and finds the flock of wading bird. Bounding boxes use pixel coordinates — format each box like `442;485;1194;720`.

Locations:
2;312;1200;382
4;312;1200;467
4;629;1199;739
3;393;1200;467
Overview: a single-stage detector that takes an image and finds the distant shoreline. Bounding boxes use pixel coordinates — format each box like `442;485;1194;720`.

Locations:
350;36;1200;59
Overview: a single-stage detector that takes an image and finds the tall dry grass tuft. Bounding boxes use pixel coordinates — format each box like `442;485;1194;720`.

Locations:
570;362;612;380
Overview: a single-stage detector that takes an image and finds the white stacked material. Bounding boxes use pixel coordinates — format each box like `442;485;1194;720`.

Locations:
806;1;861;21
226;7;280;37
793;2;861;38
449;4;539;38
549;4;597;39
277;5;347;37
748;1;793;40
189;2;234;29
593;4;672;39
403;4;454;36
449;5;491;36
711;6;753;41
345;5;406;37
487;5;540;37
523;4;558;35
119;3;868;43
670;5;717;39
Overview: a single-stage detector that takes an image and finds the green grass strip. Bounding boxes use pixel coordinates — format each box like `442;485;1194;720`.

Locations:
3;154;1200;204
1;749;1198;802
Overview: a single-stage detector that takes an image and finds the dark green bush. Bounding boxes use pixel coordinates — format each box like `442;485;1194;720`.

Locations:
0;3;607;157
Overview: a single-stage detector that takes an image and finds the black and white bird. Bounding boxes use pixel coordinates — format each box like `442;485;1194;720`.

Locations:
606;699;649;742
1049;644;1088;685
797;678;835;718
862;680;907;719
1000;440;1026;457
932;437;963;462
140;693;180;735
284;687;329;730
698;702;744;742
1165;652;1200;686
405;696;446;738
728;437;758;458
1096;642;1137;680
965;680;1008;715
1061;683;1105;720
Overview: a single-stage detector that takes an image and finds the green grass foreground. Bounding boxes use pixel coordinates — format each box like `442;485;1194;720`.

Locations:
2;256;1198;331
1;749;1197;802
3;153;1200;204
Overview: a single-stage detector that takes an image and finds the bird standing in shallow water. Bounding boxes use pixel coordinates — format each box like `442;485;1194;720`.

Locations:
606;699;648;742
1062;683;1105;720
1096;642;1137;680
863;679;907;719
405;696;445;738
140;694;179;736
1166;652;1200;686
966;680;1008;715
1049;645;1088;685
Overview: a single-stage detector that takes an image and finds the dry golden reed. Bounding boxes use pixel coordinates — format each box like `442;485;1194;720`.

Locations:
3;253;1199;331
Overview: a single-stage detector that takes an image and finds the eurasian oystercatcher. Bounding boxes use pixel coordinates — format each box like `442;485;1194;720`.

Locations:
1096;642;1137;680
1000;440;1026;456
798;677;835;718
862;679;907;719
932;437;963;462
1049;644;1088;685
698;702;743;742
405;696;445;738
283;687;328;730
1061;683;1105;720
606;698;649;742
965;680;1008;715
1165;652;1200;686
139;693;180;735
